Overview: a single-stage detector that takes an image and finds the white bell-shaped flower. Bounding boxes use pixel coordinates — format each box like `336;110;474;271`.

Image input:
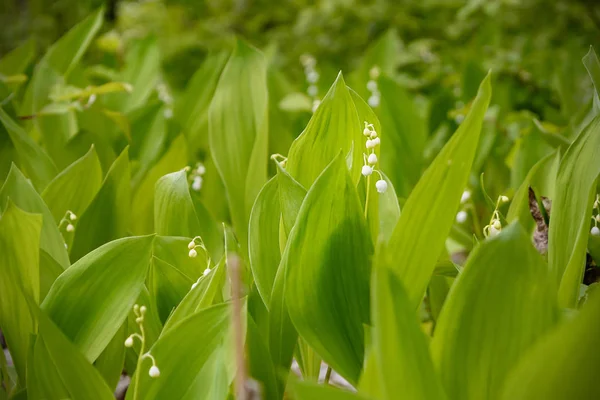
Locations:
124;336;134;348
591;226;600;236
368;153;378;165
361;165;373;176
66;224;74;232
149;365;160;378
456;210;468;224
375;179;388;193
188;249;198;258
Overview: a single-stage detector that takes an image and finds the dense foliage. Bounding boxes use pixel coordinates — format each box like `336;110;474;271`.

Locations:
1;1;600;399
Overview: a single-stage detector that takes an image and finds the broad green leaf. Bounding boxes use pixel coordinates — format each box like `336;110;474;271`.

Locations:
0;165;69;269
131;135;188;234
372;267;446;400
70;148;131;261
209;39;268;258
508;117;553;190
21;8;103;165
378;75;427;198
163;255;226;332
548;115;600;307
276;163;307;236
249;177;281;306
248;316;280;400
179;349;229;400
153;235;208;281
149;256;194;324
383;72;492;307
500;288;600;400
431;223;558;400
41;145;103;223
176;50;230;151
42;235;154;362
583;46;600;114
154;169;222;260
0;107;58;191
29;306;114;400
507;150;559;231
94;322;126;391
290;380;370;400
0;39;35;76
286;73;363;188
0;202;41;384
285;154;372;384
128;303;232;400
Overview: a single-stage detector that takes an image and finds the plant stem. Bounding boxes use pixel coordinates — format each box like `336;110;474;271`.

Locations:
364;175;371;219
132;323;145;400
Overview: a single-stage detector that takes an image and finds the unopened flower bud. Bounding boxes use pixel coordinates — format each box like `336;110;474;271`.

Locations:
124;336;134;347
456;210;468;224
66;224;74;232
149;365;160;378
361;165;373;176
188;241;196;250
492;220;501;230
591;226;600;236
500;195;509;203
461;190;471;203
189;249;198;258
203;268;211;276
368;153;378;165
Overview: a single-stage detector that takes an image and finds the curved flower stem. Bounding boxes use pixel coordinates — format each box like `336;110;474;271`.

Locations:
132;318;146;400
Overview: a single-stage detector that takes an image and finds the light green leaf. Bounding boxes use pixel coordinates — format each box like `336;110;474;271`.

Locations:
248;316;280;400
128;303;232;400
29;306;114;400
378;75;427;198
70;147;131;261
42;235;154;362
276;162;307;236
209;39;268;258
176;50;230;150
131;135;188;234
0;202;41;384
249;177;281;306
286;73;363;188
372;267;446;400
0;164;69;269
0;39;35;76
149;256;194;324
94;322;126;391
383;72;492;307
431;223;558;400
583;46;600;114
41;145;103;223
163;255;226;333
285;154;372;384
548;115;600;307
0;107;58;191
500;288;600;400
154;169;222;260
290;380;371;400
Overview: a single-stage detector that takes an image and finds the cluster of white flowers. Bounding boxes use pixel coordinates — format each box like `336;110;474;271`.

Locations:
188;163;206;192
124;304;160;378
455;190;471;224
483;195;509;237
591;195;600;237
366;66;381;108
188;236;212;289
300;54;321;113
59;210;77;236
156;81;173;119
361;122;387;193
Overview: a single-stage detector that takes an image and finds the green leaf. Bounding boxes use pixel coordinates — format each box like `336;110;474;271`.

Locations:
149;256;194;324
209;39;268;257
154;169;222;260
290;380;371;400
176;50;230;151
372;267;446;400
249;177;281;306
507;150;559;231
41;145;103;223
285;154;372;384
548;115;600;307
583;46;600;114
94;322;126;391
70;147;131;261
28;306;114;400
286;72;363;188
0;107;58;191
0;39;35;76
276;163;307;236
377;75;427;198
0;202;41;384
248;316;280;400
131;135;188;234
500;288;600;400
128;303;232;400
0;164;70;269
42;235;154;362
431;223;558;400
163;255;226;333
383;72;492;307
